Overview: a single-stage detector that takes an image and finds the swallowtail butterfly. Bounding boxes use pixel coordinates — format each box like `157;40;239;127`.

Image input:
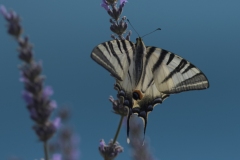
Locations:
91;38;209;143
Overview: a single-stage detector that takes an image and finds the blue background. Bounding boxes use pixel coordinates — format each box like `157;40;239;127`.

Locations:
0;0;240;160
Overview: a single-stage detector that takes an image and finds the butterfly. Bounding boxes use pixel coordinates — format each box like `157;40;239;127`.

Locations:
91;38;209;143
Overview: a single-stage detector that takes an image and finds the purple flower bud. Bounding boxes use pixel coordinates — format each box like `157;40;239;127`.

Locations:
18;37;34;63
0;5;22;37
50;100;57;109
101;0;110;11
110;5;121;20
22;90;33;104
33;121;57;141
0;5;10;19
99;139;106;151
126;30;131;41
120;0;127;6
29;107;39;120
19;72;29;83
53;117;61;129
109;96;128;116
99;139;123;160
52;154;62;160
122;21;127;31
43;86;54;99
110;23;117;34
112;5;118;15
118;6;123;17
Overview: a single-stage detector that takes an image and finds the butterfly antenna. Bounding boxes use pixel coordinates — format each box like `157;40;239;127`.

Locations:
141;28;161;38
127;19;140;37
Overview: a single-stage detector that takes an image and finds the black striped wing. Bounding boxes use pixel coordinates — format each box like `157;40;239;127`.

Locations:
144;46;209;94
91;39;209;143
91;40;135;81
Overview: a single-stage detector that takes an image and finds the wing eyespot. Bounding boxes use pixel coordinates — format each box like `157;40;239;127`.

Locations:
132;90;143;100
132;92;140;100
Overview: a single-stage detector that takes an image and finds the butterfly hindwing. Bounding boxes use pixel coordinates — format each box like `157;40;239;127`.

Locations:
132;83;169;137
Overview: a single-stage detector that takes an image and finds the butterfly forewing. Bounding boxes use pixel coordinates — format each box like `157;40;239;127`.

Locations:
91;40;135;81
145;46;209;94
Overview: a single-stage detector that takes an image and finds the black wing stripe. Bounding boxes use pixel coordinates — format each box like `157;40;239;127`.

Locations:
141;78;154;93
116;40;123;54
162;59;188;83
146;47;156;60
122;40;131;66
152;49;168;73
128;70;132;84
141;47;156;87
166;53;175;65
147;78;154;89
182;63;195;74
102;42;111;57
173;73;209;92
107;41;124;70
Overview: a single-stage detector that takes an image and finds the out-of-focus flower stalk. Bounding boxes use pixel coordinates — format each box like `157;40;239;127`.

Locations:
129;117;155;160
1;5;60;160
49;108;80;160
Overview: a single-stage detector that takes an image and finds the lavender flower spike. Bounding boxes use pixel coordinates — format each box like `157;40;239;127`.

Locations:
99;139;123;160
100;0;130;40
2;5;60;160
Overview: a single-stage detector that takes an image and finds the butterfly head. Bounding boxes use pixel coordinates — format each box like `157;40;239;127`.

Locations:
136;37;144;46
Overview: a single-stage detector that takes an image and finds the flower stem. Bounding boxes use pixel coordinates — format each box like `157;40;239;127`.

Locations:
44;141;49;160
112;115;124;144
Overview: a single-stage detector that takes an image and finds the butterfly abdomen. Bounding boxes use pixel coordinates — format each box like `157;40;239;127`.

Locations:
133;38;147;86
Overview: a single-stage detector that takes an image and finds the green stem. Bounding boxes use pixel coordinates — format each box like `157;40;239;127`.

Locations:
44;141;49;160
112;115;124;144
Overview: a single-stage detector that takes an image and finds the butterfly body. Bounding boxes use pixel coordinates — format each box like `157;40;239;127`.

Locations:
91;38;209;142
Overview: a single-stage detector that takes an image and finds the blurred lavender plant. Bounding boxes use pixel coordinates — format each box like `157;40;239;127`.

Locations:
1;5;60;160
49;108;80;160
